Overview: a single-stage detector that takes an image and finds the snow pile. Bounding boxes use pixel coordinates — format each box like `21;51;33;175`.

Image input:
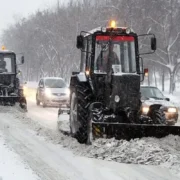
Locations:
57;114;70;133
2;106;180;175
85;137;180;166
166;94;180;110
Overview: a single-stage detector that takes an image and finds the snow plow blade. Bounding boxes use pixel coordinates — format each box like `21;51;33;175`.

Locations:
0;96;27;111
92;122;180;140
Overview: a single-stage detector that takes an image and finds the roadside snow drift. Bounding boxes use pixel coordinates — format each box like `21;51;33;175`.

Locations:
1;106;180;177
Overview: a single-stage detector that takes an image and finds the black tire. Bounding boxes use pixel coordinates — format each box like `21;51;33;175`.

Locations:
70;84;92;144
150;108;166;124
36;95;40;106
42;101;47;108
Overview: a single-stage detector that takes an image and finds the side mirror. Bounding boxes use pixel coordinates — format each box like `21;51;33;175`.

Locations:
165;97;170;101
151;37;156;51
144;68;149;77
21;56;25;64
76;35;84;49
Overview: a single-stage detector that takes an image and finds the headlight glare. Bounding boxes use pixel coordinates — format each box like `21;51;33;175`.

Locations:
168;107;177;113
142;106;149;114
45;88;52;97
66;88;70;96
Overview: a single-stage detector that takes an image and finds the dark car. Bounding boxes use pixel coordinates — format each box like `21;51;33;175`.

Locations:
140;85;178;125
36;77;70;108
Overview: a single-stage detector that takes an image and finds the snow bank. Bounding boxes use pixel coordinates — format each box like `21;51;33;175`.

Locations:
0;133;39;180
2;106;180;176
164;91;180;109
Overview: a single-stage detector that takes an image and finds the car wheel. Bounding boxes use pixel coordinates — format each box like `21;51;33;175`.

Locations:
42;101;47;108
36;95;40;106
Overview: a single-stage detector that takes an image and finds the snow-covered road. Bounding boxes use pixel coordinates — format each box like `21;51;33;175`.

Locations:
27;97;58;130
0;106;179;180
0;92;180;180
0;133;39;180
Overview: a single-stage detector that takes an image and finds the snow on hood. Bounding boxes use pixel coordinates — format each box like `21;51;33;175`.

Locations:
142;98;176;107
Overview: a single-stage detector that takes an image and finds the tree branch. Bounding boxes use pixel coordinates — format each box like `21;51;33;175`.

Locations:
168;32;180;51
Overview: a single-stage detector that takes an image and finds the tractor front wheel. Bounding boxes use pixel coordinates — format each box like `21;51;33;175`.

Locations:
70;84;92;144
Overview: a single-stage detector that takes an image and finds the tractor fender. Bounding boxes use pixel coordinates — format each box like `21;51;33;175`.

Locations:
77;72;87;82
70;73;88;91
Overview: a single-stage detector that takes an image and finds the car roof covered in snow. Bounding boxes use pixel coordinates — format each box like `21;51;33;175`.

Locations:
42;77;64;80
140;85;158;89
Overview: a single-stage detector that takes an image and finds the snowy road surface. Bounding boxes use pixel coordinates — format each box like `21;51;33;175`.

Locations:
0;133;39;180
27;97;58;130
0;91;180;180
0;107;180;180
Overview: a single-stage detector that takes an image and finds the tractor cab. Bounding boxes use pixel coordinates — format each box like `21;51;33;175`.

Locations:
63;21;180;144
94;35;136;74
77;21;156;80
0;46;27;110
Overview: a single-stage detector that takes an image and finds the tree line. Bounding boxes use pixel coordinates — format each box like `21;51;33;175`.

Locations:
1;0;180;93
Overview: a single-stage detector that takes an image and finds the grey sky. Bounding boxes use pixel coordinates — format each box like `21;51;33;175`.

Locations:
0;0;64;36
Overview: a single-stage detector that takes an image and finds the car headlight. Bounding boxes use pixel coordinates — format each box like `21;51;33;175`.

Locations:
45;88;52;97
142;106;149;114
66;88;70;96
168;107;177;113
23;85;27;91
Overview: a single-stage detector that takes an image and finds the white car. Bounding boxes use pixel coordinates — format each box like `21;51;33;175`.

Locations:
36;77;70;108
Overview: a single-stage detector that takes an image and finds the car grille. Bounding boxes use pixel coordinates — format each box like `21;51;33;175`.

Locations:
52;93;66;96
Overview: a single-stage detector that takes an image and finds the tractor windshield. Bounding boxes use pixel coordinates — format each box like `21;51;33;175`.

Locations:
0;53;15;74
94;36;136;74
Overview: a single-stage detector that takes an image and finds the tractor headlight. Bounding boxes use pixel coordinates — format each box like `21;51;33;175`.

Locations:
167;107;177;113
114;95;120;103
142;106;149;114
45;88;52;97
126;27;131;34
102;27;106;32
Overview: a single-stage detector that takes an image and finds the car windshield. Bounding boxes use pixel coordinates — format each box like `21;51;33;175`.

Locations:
45;79;66;88
140;87;164;99
94;36;136;73
0;53;15;73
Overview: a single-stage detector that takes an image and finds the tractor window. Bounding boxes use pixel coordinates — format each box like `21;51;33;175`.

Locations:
0;54;15;73
94;36;136;74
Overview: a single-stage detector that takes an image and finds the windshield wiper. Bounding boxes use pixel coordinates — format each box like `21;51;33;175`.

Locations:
149;96;163;100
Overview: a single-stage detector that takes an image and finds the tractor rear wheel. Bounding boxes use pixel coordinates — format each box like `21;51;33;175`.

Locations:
70;84;92;144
